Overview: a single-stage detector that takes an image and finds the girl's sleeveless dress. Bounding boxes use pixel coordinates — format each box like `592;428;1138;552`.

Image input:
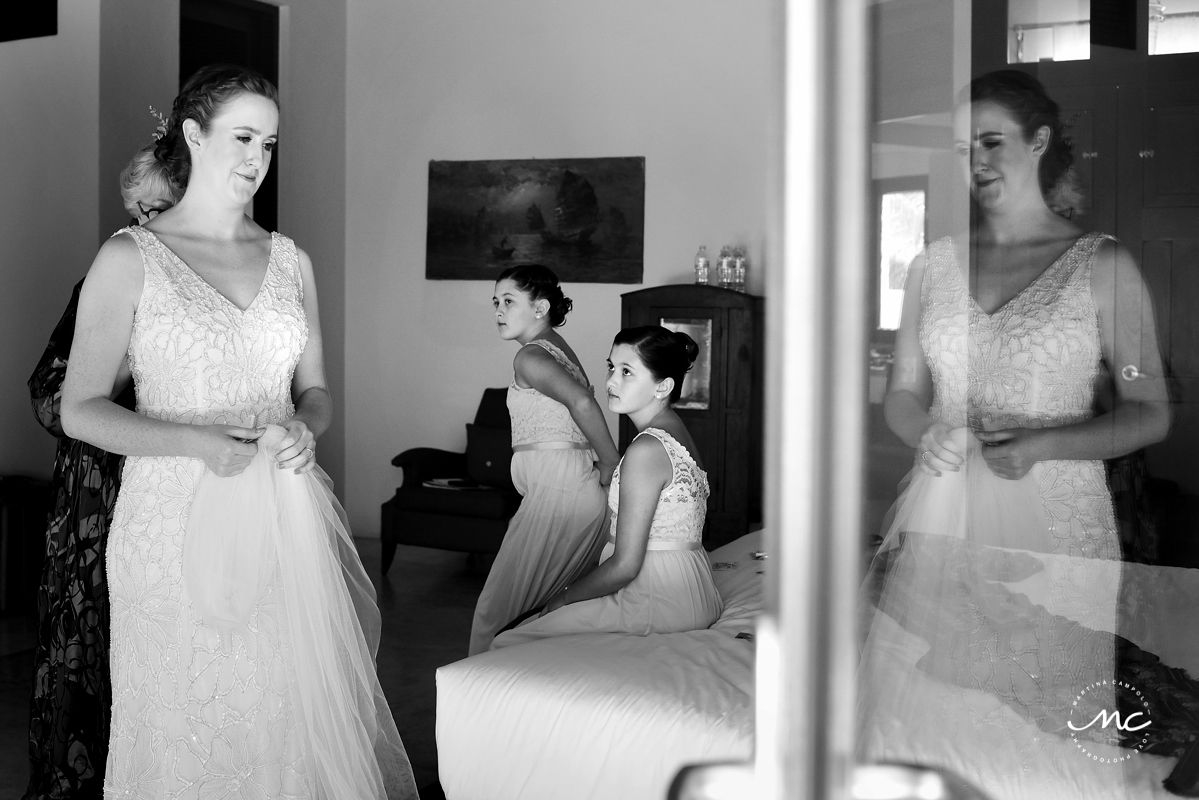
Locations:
492;427;722;649
104;227;417;799
467;339;608;655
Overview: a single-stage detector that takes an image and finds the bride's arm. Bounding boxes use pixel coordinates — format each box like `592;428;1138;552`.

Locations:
978;239;1171;476
884;253;963;474
541;435;670;614
61;234;260;476
276;246;331;474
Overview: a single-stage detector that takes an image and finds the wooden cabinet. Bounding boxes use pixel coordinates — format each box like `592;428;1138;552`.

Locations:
620;285;764;550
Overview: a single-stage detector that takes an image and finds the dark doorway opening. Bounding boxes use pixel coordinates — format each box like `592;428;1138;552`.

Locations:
180;0;280;232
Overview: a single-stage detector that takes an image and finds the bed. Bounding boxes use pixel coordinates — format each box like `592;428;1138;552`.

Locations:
859;537;1199;799
435;531;763;800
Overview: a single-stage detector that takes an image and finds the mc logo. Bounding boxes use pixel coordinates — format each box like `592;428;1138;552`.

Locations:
1068;679;1153;764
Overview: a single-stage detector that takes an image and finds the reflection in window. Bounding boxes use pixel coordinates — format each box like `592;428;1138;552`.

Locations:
878;189;925;331
1008;0;1091;63
1150;0;1199;54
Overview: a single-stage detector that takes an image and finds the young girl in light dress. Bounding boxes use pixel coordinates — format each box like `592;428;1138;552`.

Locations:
493;325;723;648
468;264;620;655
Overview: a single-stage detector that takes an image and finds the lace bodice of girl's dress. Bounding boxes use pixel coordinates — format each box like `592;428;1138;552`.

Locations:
918;231;1117;558
124;226;307;427
508;339;592;446
609;428;709;546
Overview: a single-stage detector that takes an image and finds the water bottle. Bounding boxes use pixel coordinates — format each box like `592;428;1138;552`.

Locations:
693;245;710;285
717;245;733;288
733;254;747;292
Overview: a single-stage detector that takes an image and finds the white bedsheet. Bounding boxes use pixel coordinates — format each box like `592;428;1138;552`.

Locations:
436;532;763;800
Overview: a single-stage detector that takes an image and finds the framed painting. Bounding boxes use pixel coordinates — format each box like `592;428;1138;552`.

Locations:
426;156;645;283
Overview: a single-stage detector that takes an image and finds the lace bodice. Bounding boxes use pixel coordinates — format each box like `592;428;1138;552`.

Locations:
609;428;709;545
508;339;592;446
123;226;308;428
918;231;1118;558
920;232;1108;432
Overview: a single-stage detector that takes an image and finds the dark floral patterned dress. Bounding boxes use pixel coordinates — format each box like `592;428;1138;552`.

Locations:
23;279;133;800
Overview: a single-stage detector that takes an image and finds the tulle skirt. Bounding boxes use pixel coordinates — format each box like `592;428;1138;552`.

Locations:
856;443;1138;798
180;425;418;800
491;540;723;649
468;449;607;655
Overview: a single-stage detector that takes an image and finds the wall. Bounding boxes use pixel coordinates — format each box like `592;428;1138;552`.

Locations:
344;0;775;536
0;2;101;478
272;0;348;492
98;0;178;241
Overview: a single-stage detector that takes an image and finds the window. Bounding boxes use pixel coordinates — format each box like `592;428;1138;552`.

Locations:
1008;0;1092;62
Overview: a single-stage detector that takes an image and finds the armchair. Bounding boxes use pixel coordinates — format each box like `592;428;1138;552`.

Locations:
381;388;521;574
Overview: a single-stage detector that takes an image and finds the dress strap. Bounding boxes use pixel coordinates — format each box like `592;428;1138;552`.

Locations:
524;339;588;387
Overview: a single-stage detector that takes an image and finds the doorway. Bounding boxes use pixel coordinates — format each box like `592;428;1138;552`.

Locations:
180;0;280;232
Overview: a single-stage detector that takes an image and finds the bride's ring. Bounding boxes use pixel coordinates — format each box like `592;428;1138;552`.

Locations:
305;447;314;458
919;450;930;465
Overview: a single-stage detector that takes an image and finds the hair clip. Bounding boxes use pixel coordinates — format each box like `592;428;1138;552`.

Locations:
148;105;169;142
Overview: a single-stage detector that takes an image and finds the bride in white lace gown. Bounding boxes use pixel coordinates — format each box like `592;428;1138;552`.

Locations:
857;71;1170;799
493;326;722;649
61;66;417;799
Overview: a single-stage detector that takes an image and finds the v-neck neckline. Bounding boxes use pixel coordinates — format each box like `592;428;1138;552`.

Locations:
961;233;1086;318
144;228;275;314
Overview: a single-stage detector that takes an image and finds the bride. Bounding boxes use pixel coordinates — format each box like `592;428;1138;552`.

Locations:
856;70;1169;799
62;64;418;798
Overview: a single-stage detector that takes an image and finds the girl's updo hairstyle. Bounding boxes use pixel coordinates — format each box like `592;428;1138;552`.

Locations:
153;63;279;193
496;264;573;327
613;325;699;403
962;69;1074;203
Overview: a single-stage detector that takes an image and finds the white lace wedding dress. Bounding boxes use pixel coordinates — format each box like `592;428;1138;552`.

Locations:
104;227;417;799
856;233;1142;799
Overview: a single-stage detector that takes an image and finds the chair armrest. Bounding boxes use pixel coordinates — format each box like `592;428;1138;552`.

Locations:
391;447;468;487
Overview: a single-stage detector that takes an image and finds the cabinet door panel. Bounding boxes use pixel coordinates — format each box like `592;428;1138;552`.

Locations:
1052;85;1119;231
1144;82;1199;208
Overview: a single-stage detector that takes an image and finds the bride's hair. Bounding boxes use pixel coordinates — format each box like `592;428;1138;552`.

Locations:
961;69;1078;217
152;63;279;193
613;326;699;403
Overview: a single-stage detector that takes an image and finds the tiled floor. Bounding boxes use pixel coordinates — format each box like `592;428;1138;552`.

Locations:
0;541;485;797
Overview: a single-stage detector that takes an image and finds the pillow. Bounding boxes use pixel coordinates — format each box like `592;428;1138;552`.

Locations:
466;424;514;490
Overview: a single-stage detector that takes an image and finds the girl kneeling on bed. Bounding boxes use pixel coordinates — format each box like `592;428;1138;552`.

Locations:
491;326;723;649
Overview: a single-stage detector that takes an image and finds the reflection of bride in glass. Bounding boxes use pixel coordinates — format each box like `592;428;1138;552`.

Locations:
856;70;1173;798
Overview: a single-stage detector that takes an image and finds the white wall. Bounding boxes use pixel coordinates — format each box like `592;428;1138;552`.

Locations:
344;0;775;536
0;2;100;478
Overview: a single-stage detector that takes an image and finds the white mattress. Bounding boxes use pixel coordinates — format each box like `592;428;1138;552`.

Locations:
861;548;1199;799
435;532;763;800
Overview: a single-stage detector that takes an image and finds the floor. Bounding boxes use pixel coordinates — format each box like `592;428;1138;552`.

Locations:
0;541;485;798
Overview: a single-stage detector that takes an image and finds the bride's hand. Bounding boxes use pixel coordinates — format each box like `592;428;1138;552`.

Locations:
199;425;261;477
275;418;318;474
916;422;967;477
975;427;1043;480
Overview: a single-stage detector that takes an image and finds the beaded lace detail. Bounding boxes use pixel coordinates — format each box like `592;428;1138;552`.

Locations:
106;226;313;797
918;232;1118;558
609;428;709;545
508;339;592;447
